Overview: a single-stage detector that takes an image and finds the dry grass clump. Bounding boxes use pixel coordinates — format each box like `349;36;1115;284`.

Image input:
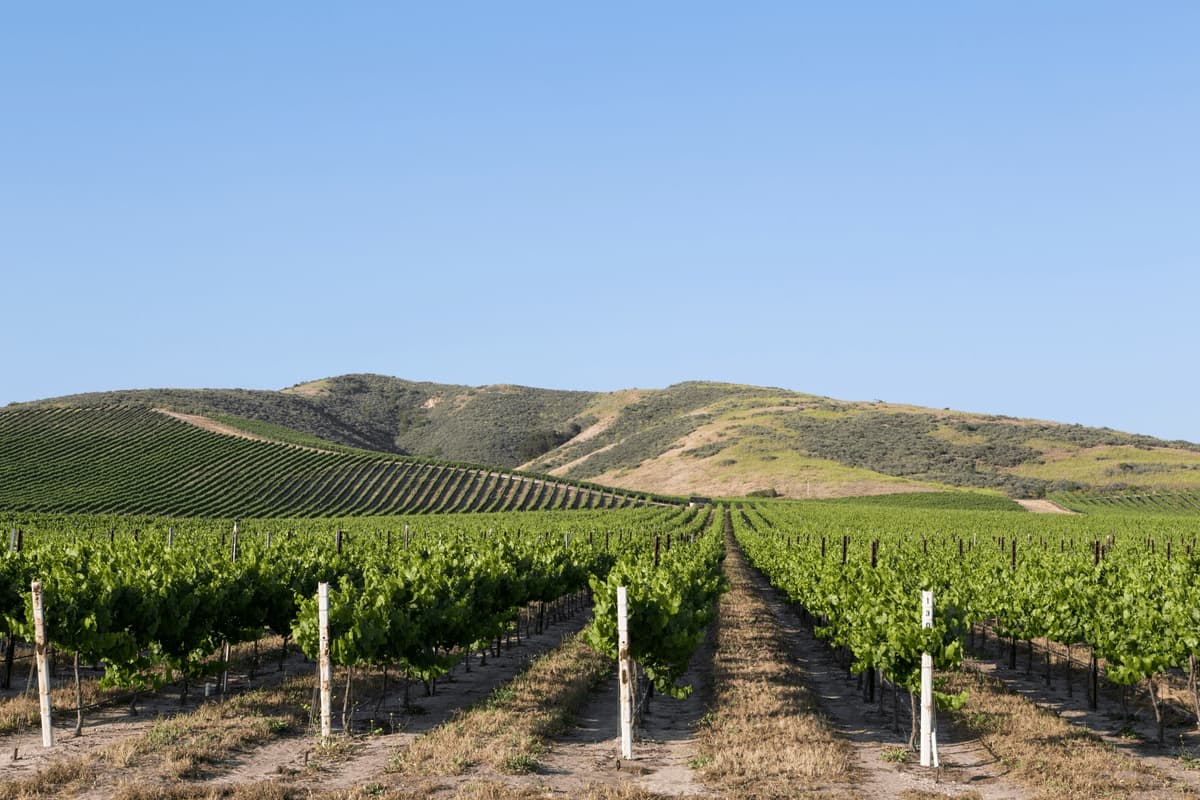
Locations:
942;669;1185;800
392;630;611;777
0;754;96;800
0;676;310;799
319;781;687;800
109;781;300;800
694;544;855;798
118;675;309;780
0;666;120;735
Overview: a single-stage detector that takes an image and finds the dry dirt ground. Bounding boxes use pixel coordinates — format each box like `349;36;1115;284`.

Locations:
153;409;279;443
723;539;1025;800
964;629;1200;795
1014;499;1077;515
0;606;592;798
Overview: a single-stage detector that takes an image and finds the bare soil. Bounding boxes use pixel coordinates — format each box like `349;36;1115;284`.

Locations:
962;629;1200;796
153;409;276;443
1014;499;1077;515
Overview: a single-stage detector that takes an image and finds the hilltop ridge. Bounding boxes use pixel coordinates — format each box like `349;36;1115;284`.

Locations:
13;374;1200;499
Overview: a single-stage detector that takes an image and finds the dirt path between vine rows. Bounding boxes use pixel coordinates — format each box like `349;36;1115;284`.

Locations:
1015;499;1077;514
0;603;592;798
726;537;1026;800
965;633;1200;795
203;608;594;795
480;618;715;797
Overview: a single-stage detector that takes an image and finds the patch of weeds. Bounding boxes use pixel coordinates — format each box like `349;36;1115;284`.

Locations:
881;746;910;763
144;718;188;748
1115;724;1143;741
688;753;714;769
266;718;291;735
451;755;474;773
486;685;517;709
1177;746;1200;771
501;753;539;774
964;710;1003;734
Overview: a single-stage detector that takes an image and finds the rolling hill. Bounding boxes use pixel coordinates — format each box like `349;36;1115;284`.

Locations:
13;373;1200;500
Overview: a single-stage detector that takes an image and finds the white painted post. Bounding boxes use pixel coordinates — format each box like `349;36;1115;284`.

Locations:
617;586;633;760
919;589;938;767
167;526;174;548
221;522;238;697
31;581;54;748
318;582;332;740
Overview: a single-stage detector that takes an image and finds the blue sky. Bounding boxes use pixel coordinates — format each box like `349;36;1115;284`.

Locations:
3;3;1198;441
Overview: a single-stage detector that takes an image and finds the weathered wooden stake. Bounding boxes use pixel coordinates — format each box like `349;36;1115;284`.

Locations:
919;590;937;767
617;586;634;760
318;582;332;740
32;581;54;748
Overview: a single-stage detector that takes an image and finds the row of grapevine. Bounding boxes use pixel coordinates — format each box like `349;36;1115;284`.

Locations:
586;507;727;698
1054;489;1200;516
734;501;1200;743
0;506;723;733
0;407;664;517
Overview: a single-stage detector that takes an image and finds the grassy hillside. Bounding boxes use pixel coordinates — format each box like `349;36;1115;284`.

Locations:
0;407;654;517
21;375;597;467
16;374;1200;500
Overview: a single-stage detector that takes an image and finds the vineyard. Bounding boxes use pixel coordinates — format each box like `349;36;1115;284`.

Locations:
7;492;1200;797
1053;488;1200;515
0;408;662;517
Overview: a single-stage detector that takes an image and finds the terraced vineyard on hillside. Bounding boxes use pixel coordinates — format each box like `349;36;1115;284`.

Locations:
0;408;657;517
1053;488;1200;515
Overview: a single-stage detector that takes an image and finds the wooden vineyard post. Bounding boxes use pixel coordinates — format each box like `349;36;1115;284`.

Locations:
318;582;332;741
32;581;54;748
617;586;634;760
221;522;238;697
919;589;938;768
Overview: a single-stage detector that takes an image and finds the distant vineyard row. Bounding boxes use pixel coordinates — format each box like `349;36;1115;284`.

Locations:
1053;489;1200;515
0;408;662;517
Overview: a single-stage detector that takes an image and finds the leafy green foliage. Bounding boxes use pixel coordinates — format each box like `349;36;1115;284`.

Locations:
1054;489;1200;515
1;507;709;697
820;492;1024;512
736;502;1200;704
586;510;726;698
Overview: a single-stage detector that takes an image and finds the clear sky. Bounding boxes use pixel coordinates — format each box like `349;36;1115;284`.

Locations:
3;3;1198;441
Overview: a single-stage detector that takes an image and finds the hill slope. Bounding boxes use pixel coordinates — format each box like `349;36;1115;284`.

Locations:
0;406;651;517
16;374;1200;499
